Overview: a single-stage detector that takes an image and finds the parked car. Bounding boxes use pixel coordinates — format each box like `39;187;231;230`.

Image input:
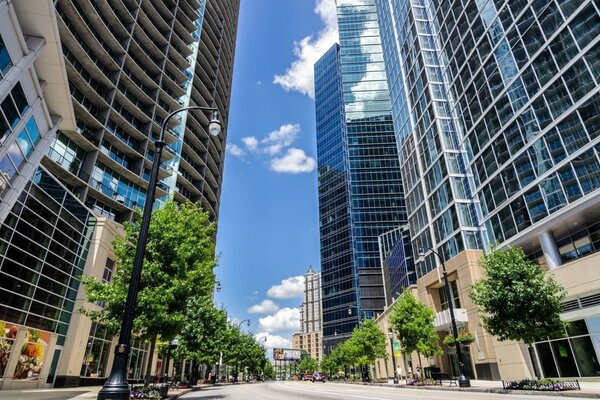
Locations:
303;373;314;381
312;372;326;382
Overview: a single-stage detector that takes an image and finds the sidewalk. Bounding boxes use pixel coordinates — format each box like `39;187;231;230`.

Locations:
335;379;600;398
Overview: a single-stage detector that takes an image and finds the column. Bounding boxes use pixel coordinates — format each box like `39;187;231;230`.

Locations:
539;231;562;269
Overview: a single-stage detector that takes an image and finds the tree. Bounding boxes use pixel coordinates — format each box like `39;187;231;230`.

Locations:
298;352;318;374
470;246;566;376
350;320;387;367
81;200;218;384
263;362;275;380
319;355;336;377
175;297;228;382
389;290;441;377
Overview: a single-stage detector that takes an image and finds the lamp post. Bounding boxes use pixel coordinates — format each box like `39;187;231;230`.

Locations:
97;106;221;400
162;337;180;387
419;247;470;387
387;330;398;384
234;319;250;383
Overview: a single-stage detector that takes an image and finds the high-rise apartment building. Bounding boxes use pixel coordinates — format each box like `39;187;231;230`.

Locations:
315;0;407;352
292;266;323;361
0;0;239;389
375;0;600;381
45;0;238;223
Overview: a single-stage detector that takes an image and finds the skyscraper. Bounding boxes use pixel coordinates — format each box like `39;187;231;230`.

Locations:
45;0;238;224
292;266;323;361
375;0;600;380
315;0;406;352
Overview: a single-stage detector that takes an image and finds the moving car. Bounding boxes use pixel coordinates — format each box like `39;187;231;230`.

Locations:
312;371;325;382
303;373;314;381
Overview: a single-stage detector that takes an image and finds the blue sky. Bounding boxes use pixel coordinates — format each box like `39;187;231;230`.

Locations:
214;0;338;350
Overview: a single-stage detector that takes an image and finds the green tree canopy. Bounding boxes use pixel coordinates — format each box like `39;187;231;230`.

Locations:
298;352;318;373
389;291;441;361
175;297;228;366
349;320;387;366
470;246;566;345
81;200;217;340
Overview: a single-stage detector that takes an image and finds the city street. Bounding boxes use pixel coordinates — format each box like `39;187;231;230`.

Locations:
179;382;592;400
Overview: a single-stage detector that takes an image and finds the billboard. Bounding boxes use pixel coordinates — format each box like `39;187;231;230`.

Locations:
273;348;301;361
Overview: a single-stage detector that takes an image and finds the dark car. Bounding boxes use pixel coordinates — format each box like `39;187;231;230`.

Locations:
312;372;325;382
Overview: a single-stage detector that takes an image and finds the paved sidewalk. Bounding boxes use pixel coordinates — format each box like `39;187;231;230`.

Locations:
333;379;600;398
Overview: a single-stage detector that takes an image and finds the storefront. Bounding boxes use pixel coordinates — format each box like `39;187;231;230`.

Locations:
534;316;600;378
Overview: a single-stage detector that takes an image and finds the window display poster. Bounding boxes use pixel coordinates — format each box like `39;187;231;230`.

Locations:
0;321;18;379
12;328;50;381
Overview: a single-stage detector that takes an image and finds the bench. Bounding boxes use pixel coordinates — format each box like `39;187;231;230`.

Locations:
431;372;458;386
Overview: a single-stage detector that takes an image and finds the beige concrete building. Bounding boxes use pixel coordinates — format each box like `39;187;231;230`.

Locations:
374;249;600;382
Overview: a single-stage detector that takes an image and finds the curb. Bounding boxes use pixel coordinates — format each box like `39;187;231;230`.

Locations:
330;381;600;398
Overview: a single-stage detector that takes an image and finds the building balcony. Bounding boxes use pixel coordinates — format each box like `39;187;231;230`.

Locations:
434;308;468;331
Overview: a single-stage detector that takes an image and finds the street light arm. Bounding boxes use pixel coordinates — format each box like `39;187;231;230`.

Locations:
236;319;250;328
420;246;447;273
159;106;219;144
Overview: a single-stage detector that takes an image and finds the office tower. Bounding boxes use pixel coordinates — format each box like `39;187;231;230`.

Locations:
375;0;600;381
0;0;240;389
292;266;323;361
378;225;415;306
315;0;407;352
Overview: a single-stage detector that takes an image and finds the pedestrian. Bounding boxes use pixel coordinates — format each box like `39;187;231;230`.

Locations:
407;366;412;379
396;366;403;380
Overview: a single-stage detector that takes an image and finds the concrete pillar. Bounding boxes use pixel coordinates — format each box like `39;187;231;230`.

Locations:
539;231;562;269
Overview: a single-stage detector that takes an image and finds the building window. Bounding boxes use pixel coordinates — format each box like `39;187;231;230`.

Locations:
0;35;12;76
439;280;461;311
80;322;111;378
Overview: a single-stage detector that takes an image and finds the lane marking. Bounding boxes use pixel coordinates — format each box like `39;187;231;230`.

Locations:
272;382;518;400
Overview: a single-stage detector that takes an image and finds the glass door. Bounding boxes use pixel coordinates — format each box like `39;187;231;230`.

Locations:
45;347;62;387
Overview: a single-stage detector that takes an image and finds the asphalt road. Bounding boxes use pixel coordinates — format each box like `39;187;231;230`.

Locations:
181;381;590;400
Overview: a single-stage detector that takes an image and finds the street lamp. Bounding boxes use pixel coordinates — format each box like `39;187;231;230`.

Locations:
419;247;470;387
162;337;180;390
234;319;250;383
97;106;221;400
258;336;267;346
387;330;398;384
215;280;222;293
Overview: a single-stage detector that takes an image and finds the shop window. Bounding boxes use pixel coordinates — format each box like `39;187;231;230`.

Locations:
552;340;579;377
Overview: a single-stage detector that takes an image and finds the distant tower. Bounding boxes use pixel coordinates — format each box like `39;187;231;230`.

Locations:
292;266;323;362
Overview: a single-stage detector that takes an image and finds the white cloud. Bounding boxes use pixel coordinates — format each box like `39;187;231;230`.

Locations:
273;0;339;98
247;299;280;314
241;136;259;152
262;123;300;155
267;275;305;299
258;308;301;333
270;148;316;174
226;143;245;158
255;332;292;351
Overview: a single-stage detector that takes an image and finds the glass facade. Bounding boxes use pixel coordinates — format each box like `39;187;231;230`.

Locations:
376;0;600;274
378;226;416;306
0;167;95;346
375;0;484;279
316;0;408;348
535;317;600;377
429;0;600;248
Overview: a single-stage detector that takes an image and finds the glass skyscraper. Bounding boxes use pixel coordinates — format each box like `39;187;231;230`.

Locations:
315;0;406;351
375;0;600;380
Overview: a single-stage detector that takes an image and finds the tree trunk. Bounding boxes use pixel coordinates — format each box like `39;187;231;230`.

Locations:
144;336;157;387
417;352;423;379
